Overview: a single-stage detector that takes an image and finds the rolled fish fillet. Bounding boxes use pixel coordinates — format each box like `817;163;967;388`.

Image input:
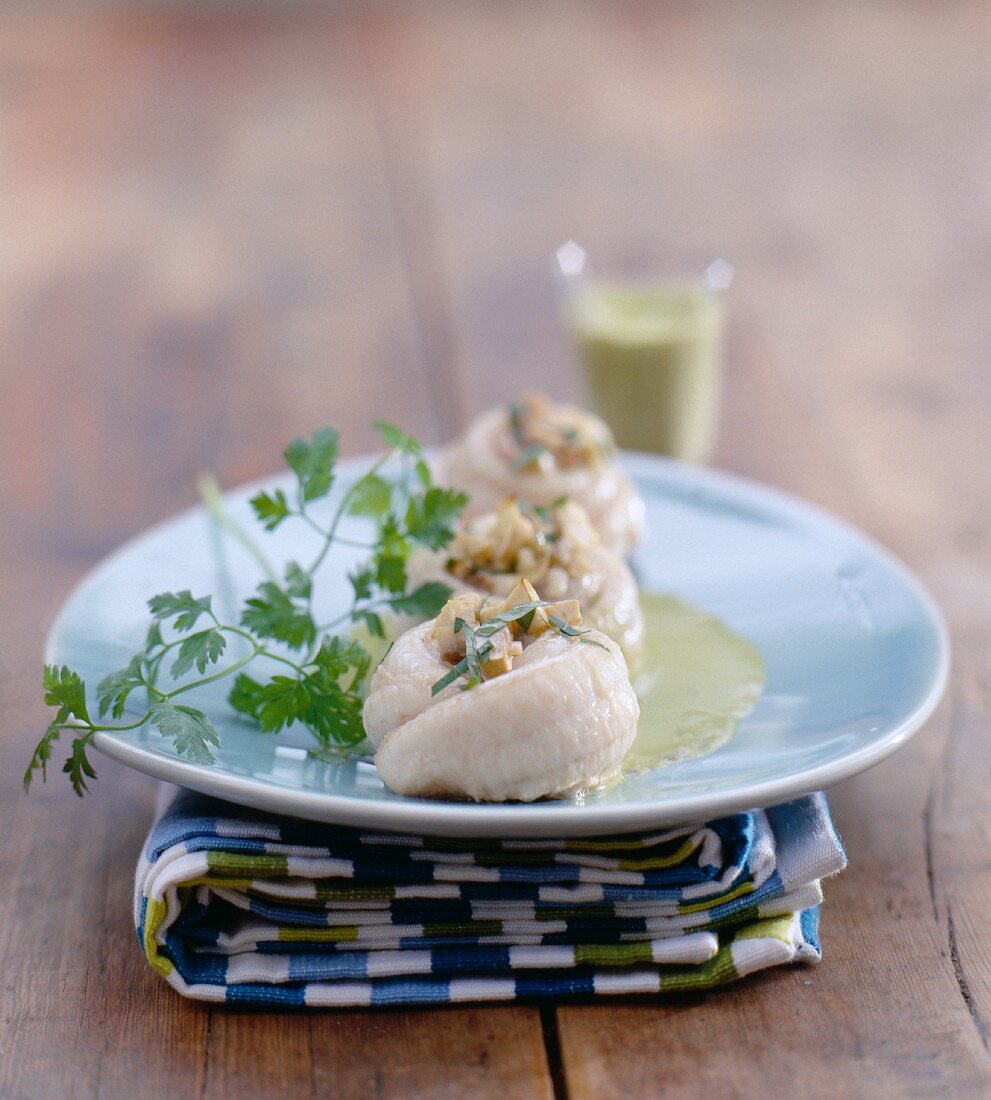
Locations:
433;394;645;556
363;594;639;802
407;498;644;667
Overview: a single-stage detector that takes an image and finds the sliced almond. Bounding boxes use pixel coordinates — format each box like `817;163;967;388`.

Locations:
530;598;583;636
478;626;517;678
432;592;484;662
478;578;541;627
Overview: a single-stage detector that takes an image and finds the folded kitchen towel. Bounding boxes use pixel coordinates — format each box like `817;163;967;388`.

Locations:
134;787;845;1007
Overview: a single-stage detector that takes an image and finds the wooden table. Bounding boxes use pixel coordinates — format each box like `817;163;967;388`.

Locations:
2;3;989;1096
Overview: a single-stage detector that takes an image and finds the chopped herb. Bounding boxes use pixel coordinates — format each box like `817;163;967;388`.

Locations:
461;623;485;688
475;600;552;636
508;402;527;446
284;427;340;503
511;444;548;471
373;421;421;455
428;599;602;697
250;488;292;531
170;628;227;679
547;614;589;638
532;495;569;524
388;582;452;618
430;655;470;696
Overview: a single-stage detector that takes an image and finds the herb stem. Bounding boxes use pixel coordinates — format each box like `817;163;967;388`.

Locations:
164;647;261;698
198;474;280;582
314;595;392;639
298;514;373;551
305;451;392;580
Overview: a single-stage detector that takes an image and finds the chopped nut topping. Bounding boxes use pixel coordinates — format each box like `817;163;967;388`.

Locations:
431;591;483;662
446;498;598;594
507;392;616;472
478;578;541;625
430;580;587;690
478;626;522;678
530;598;583;637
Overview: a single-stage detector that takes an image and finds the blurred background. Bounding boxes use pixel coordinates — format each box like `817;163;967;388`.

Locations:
2;0;988;719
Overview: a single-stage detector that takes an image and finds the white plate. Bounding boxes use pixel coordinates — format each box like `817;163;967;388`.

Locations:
47;454;948;836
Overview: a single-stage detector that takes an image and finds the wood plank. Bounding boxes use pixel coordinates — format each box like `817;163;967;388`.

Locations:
0;9;549;1098
359;0;991;1095
307;1007;553;1100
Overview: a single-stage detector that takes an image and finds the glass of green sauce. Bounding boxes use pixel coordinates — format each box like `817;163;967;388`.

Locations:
558;244;731;464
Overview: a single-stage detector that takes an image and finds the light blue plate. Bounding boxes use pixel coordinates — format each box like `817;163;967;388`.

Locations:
47;454;948;836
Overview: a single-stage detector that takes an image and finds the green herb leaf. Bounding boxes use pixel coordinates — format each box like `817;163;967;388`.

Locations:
347;473;393;517
97;654;145;719
23;709;70;790
579;635;610;652
374;421;421;455
249;676;313;733
63;736;97;797
284;561;312;600
548;615;590;638
229;673;266;719
356;610;385;638
250;488;292;531
462;623;484;687
405;486;468;550
171;628;227;678
349;566;374;602
310;634;371;687
475;600;551;637
241;582;316;649
284;427;340;502
431;656;469;696
298;685;366;747
372;517;409;594
43;665;90;723
149;699;219;764
148;591;213;632
248;638;369;745
374;553;407;593
389;581;451;618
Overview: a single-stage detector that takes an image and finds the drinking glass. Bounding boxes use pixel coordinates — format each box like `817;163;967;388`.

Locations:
557;242;732;464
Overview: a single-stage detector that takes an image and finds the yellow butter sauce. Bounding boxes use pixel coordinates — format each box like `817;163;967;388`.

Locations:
624;593;765;774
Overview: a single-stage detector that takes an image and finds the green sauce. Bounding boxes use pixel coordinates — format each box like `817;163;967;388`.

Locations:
569;282;724;463
625;593;765;773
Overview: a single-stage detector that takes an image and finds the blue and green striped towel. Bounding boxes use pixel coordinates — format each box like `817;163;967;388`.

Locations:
134;788;845;1006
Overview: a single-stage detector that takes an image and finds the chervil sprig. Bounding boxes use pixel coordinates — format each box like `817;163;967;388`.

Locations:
26;423;467;796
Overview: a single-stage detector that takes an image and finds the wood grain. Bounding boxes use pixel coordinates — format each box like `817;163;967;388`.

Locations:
2;1;990;1097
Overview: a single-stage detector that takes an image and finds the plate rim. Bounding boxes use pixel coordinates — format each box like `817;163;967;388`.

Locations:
49;451;950;837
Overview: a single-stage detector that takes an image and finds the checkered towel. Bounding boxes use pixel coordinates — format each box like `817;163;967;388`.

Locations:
135;788;845;1006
